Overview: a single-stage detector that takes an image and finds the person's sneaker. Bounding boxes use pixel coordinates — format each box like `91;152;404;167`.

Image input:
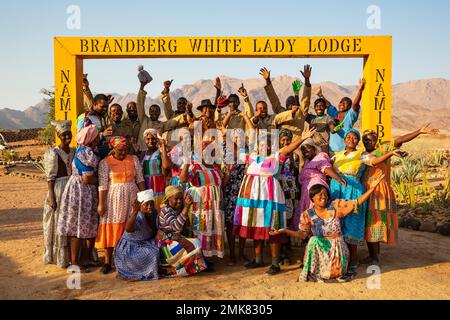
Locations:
266;264;281;275
244;260;264;269
337;272;356;283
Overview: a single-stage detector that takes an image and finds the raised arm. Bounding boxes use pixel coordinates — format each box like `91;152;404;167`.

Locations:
299;65;312;116
394;123;439;148
158;138;172;176
280;127;317;157
179;163;190;184
125;200;141;233
261;67;284;114
161;80;175;120
238;83;254;118
82;75;94;110
352;78;366;112
315;86;332;108
137;80;150;123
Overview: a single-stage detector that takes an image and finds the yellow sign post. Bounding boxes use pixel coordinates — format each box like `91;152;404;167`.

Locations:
54;36;391;142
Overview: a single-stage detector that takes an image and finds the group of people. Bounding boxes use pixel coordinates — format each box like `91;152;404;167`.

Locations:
42;65;439;282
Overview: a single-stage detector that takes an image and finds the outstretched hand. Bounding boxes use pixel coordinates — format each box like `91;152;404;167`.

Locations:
259;67;271;81
238;83;248;97
392;149;408;158
301;127;317;140
214;77;222;92
300;64;312;80
163;80;173;89
314;85;323;97
292;79;303;95
419;123;439;135
269;229;286;236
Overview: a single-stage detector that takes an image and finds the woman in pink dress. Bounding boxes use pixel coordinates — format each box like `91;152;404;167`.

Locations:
292;139;346;230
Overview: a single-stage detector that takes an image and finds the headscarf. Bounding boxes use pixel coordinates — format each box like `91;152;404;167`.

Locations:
51;120;72;135
163;185;184;204
76;124;99;146
344;128;361;141
362;129;377;139
143;128;159;139
300;138;321;155
137;189;154;204
109;136;129;149
279;128;293;140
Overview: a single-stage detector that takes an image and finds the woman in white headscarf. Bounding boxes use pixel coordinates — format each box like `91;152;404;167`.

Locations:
114;190;160;281
42;120;74;268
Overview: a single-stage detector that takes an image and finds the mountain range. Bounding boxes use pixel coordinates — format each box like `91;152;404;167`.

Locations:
1;77;449;134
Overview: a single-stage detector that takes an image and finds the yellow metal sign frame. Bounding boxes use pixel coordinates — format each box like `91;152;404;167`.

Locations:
54;36;391;142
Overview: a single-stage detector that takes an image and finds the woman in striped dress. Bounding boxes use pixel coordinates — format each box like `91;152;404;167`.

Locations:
140;129;172;212
234;127;316;275
179;141;226;259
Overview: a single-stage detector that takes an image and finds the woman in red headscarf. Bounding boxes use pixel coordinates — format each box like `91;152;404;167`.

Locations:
95;136;147;274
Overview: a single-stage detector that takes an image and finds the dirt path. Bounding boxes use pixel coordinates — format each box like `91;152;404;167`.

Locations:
0;174;449;300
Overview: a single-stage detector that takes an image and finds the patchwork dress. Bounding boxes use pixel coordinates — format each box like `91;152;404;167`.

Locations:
95;155;145;249
157;205;207;277
114;211;160;281
299;199;358;282
185;163;225;258
363;141;398;244
42;146;74;267
233;151;287;241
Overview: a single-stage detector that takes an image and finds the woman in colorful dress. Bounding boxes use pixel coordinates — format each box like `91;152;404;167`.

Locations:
221;129;248;266
96;136;146;274
157;185;208;276
58;124;101;271
360;124;439;264
140;128;172;212
292;138;346;230
276;128;300;264
179;139;226;260
42;120;74;268
329;128;382;271
114;190;160;281
269;175;384;282
234;127;316;275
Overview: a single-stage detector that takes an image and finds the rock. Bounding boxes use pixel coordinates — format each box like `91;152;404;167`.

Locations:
405;217;421;230
398;208;409;216
437;223;450;236
419;221;437;233
399;217;407;228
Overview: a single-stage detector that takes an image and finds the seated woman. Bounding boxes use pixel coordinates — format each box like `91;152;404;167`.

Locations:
114;190;160;281
269;173;384;283
157;185;208;277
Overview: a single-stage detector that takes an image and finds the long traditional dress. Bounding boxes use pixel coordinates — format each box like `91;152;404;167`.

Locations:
299;199;358;282
363;141;398;244
141;150;166;211
157;205;207;277
293;152;332;230
233;151;287;240
58;147;99;239
276;151;300;222
168;146;191;190
114;211;160;281
185;163;225;258
330;150;371;244
43;146;75;267
95;155;145;249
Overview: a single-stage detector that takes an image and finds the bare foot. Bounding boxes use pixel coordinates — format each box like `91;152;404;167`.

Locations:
239;255;250;264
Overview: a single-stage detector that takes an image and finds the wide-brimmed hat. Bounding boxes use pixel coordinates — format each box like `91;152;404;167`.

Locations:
196;99;216;111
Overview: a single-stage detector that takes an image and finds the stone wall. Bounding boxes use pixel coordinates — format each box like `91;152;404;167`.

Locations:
0;128;44;142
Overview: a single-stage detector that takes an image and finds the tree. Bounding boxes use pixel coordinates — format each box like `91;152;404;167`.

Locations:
37;88;55;145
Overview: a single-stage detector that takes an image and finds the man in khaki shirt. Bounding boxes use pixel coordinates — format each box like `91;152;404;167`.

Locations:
160;80;194;146
259;65;312;140
137;80;191;150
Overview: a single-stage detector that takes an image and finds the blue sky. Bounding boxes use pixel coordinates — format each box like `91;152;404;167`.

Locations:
0;0;449;109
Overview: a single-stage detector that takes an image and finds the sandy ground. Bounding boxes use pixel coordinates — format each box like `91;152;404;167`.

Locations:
0;173;449;300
